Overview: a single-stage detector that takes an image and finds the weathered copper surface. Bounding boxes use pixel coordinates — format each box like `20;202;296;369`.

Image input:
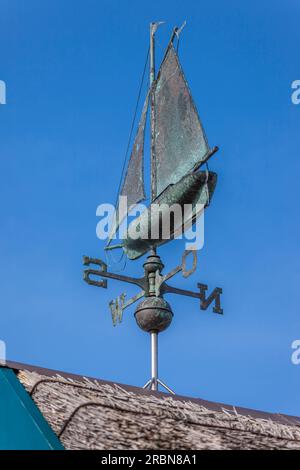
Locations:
83;251;223;326
107;93;149;244
84;27;223;374
135;297;173;333
154;44;209;197
121;92;148;206
123;170;217;260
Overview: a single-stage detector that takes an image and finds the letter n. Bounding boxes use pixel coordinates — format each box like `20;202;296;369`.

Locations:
197;283;223;314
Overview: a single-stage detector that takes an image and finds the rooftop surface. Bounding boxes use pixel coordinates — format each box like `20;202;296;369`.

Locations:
3;360;300;450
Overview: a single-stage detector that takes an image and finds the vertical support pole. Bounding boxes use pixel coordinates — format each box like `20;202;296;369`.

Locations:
150;23;157;205
149;23;156;87
150;331;158;391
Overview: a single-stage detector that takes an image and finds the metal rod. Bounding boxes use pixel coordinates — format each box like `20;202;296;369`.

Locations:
143;379;151;389
162;283;202;299
150;23;157;204
149;23;155;86
83;267;145;289
192;146;219;172
150;331;158;391
104;243;124;251
166;26;178;52
157;379;175;395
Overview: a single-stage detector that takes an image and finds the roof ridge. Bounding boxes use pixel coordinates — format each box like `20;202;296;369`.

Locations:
4;359;300;426
19;369;300;444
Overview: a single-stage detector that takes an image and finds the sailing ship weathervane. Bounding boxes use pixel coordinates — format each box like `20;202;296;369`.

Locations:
83;22;223;394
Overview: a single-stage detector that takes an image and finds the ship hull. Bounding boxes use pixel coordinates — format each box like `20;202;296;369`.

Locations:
122;171;217;260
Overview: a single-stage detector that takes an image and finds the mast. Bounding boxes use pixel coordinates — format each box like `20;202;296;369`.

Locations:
150;22;157;203
149;23;159;389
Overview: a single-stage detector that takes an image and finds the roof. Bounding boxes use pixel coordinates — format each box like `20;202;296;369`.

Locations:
0;367;63;450
3;360;300;450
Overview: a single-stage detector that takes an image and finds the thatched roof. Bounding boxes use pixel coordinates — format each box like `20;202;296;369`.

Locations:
6;361;299;450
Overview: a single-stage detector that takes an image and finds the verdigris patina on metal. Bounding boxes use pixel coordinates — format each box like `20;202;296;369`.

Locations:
154;44;211;197
84;23;223;393
84;250;222;323
105;27;218;259
122;170;217;260
135;297;173;333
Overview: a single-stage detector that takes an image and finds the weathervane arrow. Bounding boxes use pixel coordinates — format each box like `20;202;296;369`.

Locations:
83;250;223;324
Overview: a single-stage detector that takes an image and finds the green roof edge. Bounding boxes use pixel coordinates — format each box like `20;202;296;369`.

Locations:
0;367;64;450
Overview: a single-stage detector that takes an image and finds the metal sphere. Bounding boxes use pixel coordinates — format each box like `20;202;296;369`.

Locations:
134;296;173;333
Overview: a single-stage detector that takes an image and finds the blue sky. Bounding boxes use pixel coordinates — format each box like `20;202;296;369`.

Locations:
0;0;299;416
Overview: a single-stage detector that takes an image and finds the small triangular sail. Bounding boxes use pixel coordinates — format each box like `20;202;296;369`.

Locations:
106;92;149;245
153;44;210;198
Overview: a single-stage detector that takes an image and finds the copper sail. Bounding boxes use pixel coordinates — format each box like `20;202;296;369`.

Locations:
107;92;149;245
121;93;149;208
106;33;218;258
153;44;210;198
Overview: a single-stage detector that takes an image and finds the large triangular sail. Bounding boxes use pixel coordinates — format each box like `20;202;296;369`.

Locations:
153;44;210;198
106;92;149;245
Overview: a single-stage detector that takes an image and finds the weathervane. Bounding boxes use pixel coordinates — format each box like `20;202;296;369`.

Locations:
83;22;223;394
